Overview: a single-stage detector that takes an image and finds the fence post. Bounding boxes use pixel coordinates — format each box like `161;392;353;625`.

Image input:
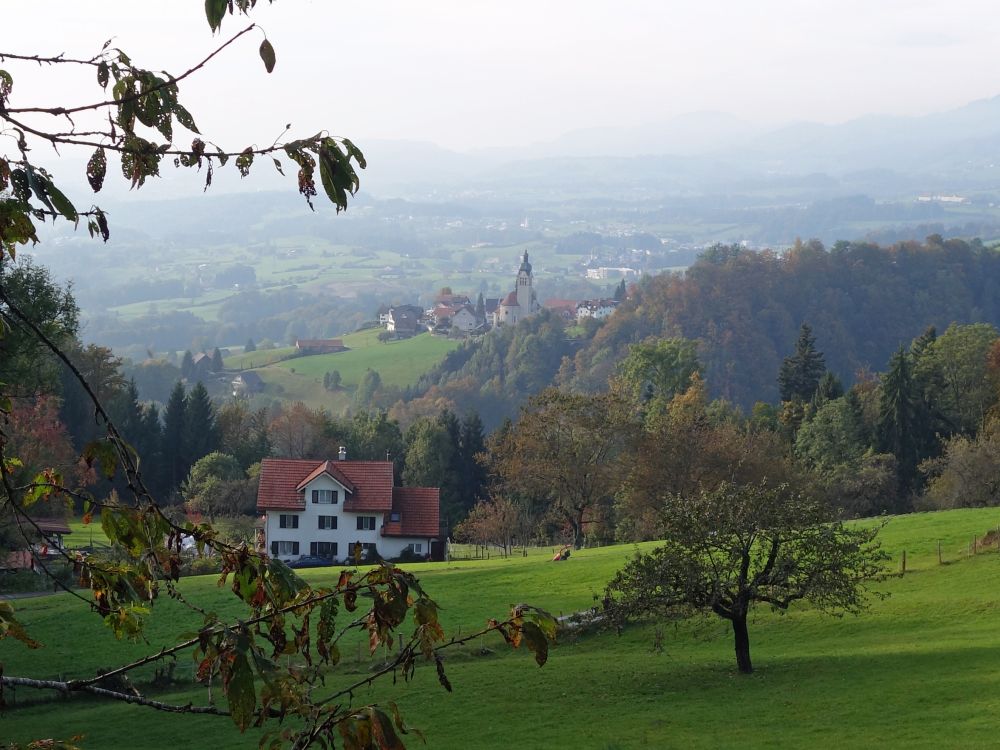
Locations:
938;540;942;565
901;550;906;574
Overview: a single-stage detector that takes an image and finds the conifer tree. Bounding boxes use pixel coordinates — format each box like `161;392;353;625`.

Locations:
778;323;826;402
162;381;188;496
184;381;219;468
877;347;921;497
180;350;195;381
211;347;224;373
244;338;256;353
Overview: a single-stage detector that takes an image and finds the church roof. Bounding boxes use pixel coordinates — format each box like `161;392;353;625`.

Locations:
518;251;532;275
501;290;519;306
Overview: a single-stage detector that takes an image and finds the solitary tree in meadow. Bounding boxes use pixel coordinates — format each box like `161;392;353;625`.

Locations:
605;481;888;674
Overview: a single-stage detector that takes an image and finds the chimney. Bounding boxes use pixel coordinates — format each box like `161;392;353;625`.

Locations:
338;446;347;461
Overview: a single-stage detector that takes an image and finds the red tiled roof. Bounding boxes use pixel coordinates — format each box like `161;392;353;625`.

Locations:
543;298;578;312
383;487;440;538
501;290;519;306
257;458;395;511
295;460;357;494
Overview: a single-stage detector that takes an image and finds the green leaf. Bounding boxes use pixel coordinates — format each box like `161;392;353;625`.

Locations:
519;621;549;666
0;70;12;104
205;0;228;32
224;650;257;732
83;440;118;480
87;148;107;193
96;61;109;89
341;138;367;170
259;39;276;74
173;104;200;135
45;178;78;223
0;601;41;648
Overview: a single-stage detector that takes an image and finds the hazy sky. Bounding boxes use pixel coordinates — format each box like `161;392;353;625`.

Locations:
5;0;1000;152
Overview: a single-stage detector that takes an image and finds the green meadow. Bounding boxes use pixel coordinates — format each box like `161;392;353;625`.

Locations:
223;329;461;411
4;507;1000;748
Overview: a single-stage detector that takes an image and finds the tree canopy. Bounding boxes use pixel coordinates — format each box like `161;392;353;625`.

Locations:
605;481;888;674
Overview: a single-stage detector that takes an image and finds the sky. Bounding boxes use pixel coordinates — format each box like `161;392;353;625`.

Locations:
4;0;1000;152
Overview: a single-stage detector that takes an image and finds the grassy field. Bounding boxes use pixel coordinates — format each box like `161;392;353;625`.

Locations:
223;329;461;411
5;507;1000;748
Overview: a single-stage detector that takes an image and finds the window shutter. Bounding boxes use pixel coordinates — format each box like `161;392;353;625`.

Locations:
270;541;278;555
292;542;299;555
312;490;318;504
333;516;337;529
293;516;298;529
310;542;317;555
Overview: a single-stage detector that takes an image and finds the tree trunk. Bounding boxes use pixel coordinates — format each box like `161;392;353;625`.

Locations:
571;506;586;549
732;613;753;674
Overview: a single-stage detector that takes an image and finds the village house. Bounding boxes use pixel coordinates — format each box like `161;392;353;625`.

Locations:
232;370;265;396
576;298;620;321
295;339;347;355
257;449;440;563
386;305;422;336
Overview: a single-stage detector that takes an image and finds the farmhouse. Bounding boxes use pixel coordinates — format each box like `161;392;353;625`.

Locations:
257;450;439;563
295;338;346;355
232;370;264;395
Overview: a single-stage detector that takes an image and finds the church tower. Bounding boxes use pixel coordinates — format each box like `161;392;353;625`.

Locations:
515;250;535;312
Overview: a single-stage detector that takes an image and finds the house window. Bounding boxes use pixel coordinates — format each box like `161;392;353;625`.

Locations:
356;516;376;531
406;543;423;554
312;489;337;504
279;514;299;529
318;515;338;530
270;541;299;556
389;511;401;522
310;542;338;559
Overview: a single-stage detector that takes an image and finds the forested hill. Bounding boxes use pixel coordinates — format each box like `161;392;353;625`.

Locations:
558;237;1000;408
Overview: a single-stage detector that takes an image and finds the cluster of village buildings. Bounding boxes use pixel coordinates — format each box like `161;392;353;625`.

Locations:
377;251;621;338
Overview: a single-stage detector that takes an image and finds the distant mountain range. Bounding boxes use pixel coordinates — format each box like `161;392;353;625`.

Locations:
45;94;1000;212
357;95;1000;200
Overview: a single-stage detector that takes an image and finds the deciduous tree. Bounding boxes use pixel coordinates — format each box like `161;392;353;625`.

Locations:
486;388;626;548
605;481;888;674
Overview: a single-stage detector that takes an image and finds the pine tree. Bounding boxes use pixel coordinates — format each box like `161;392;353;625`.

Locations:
475;292;486;322
184;381;219;468
180;350;195;381
778;323;826;402
458;410;488;514
211;347;224;373
877;347;921;498
244;338;256;353
614;279;627;301
162;381;188;496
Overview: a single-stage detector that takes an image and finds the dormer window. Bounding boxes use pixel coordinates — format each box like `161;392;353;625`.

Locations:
389;511;401;522
312;489;337;504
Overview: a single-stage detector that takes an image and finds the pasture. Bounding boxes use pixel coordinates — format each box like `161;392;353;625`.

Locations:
4;507;1000;748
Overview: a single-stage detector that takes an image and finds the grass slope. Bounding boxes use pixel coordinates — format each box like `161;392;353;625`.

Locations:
4;508;1000;748
224;329;460;410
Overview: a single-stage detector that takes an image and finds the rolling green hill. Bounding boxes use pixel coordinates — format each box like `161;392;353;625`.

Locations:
228;329;462;411
5;507;1000;747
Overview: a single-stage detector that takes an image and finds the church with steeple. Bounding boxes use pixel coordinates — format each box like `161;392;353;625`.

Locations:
493;251;541;327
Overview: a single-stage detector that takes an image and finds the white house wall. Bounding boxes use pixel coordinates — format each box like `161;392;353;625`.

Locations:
264;473;431;562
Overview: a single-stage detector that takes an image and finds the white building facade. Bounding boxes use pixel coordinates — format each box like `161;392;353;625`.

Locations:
258;456;439;563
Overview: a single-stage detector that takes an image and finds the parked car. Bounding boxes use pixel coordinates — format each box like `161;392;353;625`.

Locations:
287;555;334;569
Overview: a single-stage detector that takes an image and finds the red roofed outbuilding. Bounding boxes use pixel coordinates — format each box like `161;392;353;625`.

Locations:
257;453;440;563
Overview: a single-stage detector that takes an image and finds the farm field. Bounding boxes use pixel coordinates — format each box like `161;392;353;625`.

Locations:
229;329;462;411
5;507;1000;748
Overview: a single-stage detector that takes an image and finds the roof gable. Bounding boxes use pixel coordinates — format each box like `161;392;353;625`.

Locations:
258;458;395;511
